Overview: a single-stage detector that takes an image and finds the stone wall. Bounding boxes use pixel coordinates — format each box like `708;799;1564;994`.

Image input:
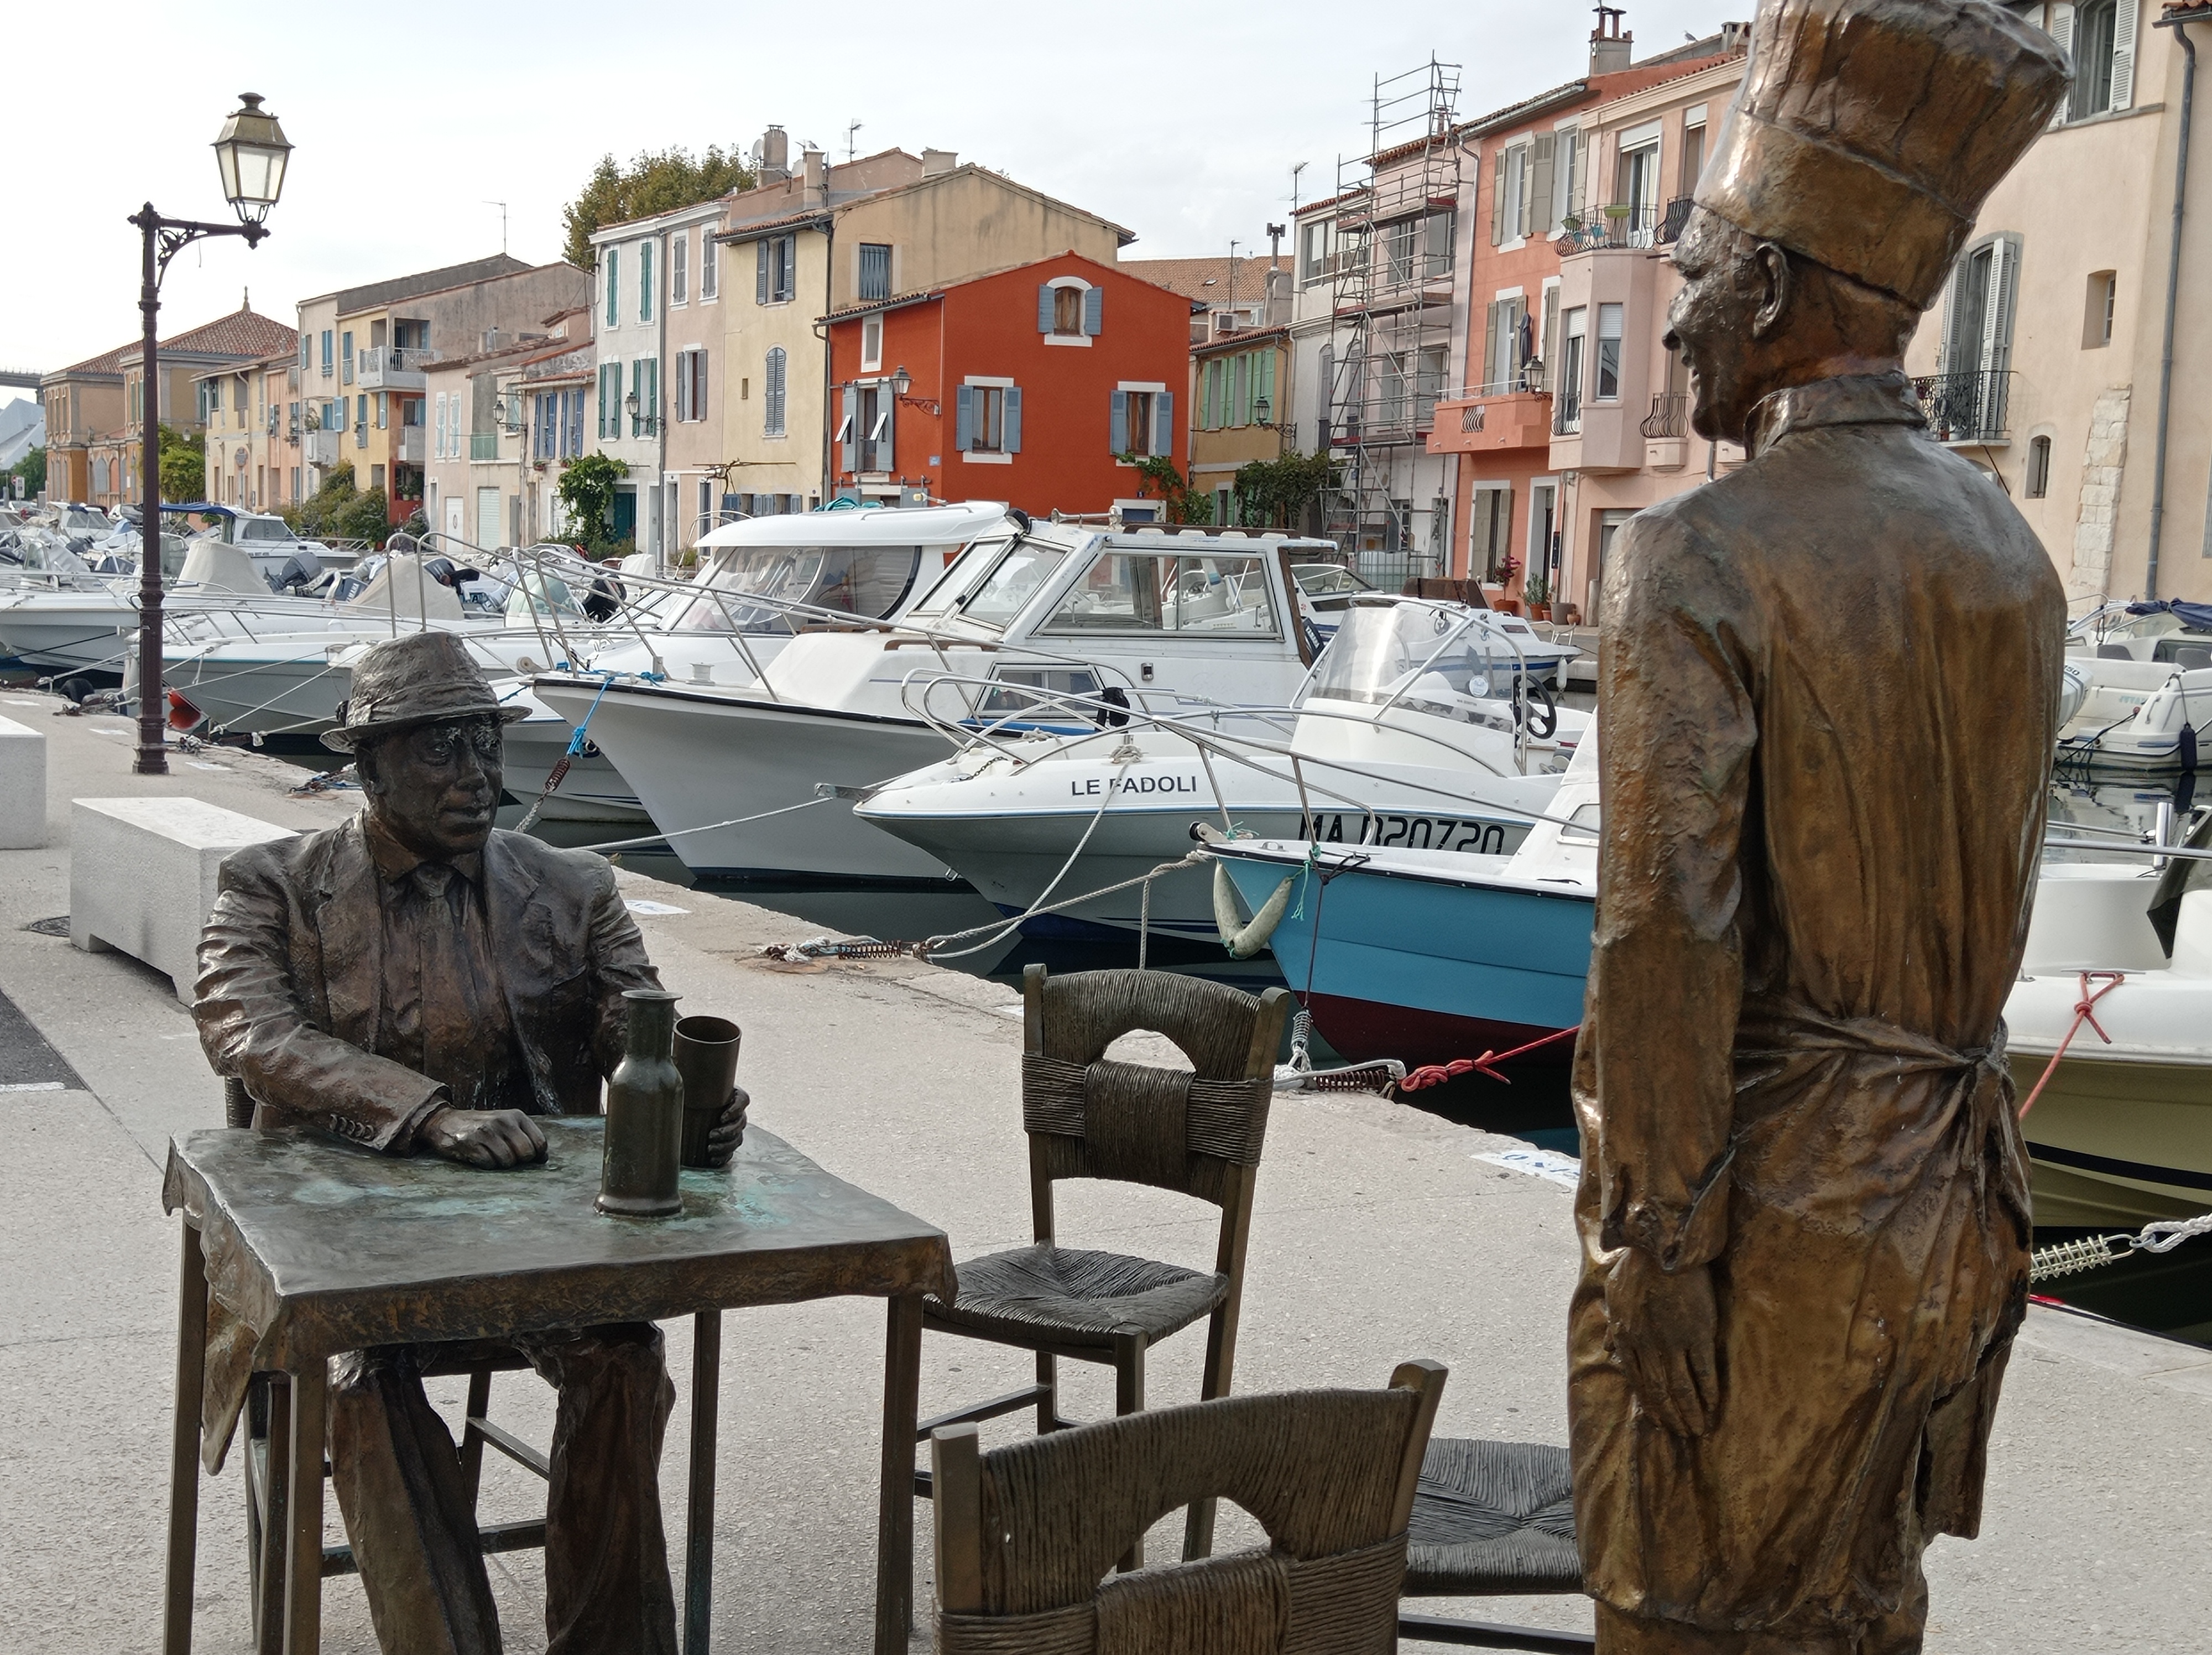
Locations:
2069;384;2131;598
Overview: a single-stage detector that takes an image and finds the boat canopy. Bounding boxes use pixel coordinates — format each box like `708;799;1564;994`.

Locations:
176;540;270;595
348;553;466;622
675;543;924;632
693;500;1010;551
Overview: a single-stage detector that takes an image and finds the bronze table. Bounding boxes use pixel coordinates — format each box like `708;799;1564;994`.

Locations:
158;1120;954;1655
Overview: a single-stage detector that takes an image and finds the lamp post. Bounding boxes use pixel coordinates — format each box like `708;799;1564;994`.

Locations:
129;93;291;776
888;365;938;416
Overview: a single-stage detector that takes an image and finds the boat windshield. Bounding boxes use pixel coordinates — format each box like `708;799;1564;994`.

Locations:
1307;602;1526;715
905;537;1013;620
504;568;587;621
673;545;922;632
1040;550;1277;636
1293;564;1371;599
954;538;1068;631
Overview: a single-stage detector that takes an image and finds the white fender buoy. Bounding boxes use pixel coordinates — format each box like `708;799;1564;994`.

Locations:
1213;860;1293;959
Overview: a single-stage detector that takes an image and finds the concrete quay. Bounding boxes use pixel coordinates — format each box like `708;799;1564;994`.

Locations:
0;695;2206;1653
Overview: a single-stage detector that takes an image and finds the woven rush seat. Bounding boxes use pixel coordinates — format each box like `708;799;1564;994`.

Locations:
1405;1438;1581;1597
926;1243;1230;1349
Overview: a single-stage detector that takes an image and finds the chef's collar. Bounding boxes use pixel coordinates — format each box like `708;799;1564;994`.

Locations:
365;813;486;889
1744;371;1923;459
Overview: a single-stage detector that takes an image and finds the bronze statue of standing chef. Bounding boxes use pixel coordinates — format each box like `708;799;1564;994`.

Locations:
195;631;747;1655
1573;2;2069;1652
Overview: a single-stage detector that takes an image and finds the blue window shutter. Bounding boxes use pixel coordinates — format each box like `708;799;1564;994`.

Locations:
757;241;769;304
881;396;895;471
956;385;974;451
1004;387;1022;454
1155;391;1173;456
1110;389;1128;454
1083;286;1103;336
840;386;859;473
1038;284;1055;333
606;250;619;326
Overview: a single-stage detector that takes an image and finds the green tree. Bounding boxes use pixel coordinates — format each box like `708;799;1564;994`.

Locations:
554;452;630;548
562;147;755;270
158;425;205;503
1232;451;1338;530
6;445;44;498
288;461;395;548
1116;453;1212;525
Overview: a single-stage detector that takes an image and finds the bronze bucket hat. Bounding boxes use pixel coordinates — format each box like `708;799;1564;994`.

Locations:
321;631;529;752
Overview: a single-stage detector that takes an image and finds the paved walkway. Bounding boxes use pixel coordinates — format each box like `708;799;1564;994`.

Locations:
0;696;2205;1652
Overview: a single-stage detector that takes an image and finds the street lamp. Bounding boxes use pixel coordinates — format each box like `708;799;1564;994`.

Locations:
887;364;938;417
128;93;292;776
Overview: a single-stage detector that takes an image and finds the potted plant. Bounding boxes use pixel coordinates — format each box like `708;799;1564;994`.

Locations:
1524;570;1551;621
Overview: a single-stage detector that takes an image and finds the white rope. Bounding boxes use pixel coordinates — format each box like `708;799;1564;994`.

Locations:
566;793;836;855
2028;1210;2212;1283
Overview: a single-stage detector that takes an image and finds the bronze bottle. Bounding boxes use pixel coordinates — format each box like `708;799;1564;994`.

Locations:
598;988;684;1217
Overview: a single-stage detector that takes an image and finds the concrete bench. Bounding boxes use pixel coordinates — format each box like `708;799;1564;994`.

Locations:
0;716;44;849
71;798;298;1002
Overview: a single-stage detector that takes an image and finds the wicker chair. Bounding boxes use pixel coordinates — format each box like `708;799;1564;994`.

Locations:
931;1359;1447;1655
916;964;1293;1569
222;1078;550;1653
1397;1435;1592;1651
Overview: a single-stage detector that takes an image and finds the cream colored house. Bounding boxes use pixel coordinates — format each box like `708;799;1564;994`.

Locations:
710;132;1131;517
1905;0;2212;606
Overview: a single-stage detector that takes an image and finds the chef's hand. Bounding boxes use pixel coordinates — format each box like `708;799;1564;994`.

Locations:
422;1107;548;1169
1605;1246;1719;1438
705;1085;749;1168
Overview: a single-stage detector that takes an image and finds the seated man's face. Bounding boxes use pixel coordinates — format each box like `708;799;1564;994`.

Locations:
361;717;504;860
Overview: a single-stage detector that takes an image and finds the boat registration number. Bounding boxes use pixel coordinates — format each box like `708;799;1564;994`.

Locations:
1298;813;1513;852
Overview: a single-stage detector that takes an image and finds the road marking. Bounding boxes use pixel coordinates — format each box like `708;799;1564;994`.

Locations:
1473;1148;1582;1189
0;1081;67;1094
624;899;690;916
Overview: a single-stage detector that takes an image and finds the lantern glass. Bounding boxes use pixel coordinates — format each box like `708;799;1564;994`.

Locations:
212;93;293;222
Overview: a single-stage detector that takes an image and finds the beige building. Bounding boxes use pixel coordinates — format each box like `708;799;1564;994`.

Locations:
296;256;587;522
1905;0;2212;607
708;131;1133;521
194;347;304;511
421;310;593;551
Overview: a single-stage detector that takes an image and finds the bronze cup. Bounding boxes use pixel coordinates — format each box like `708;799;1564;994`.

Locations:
674;1015;742;1169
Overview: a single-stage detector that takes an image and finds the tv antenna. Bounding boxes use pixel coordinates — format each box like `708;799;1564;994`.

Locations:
844;119;863;163
484;201;509;256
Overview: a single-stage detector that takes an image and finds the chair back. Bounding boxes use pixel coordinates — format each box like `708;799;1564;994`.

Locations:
1021;965;1292;1209
932;1359;1446;1654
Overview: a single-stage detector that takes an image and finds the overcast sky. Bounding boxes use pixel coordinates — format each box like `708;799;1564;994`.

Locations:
4;0;1735;376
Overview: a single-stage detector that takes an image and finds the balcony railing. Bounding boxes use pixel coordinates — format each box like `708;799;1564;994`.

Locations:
470;431;500;461
1912;369;2013;444
356;347;437;389
1640;393;1689;439
1553;388;1583;436
1657;197;1697;246
1559;201;1660;252
398;427;425;465
304;430;339;466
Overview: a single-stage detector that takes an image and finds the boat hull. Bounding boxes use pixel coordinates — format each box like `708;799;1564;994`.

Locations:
2011;1050;2212;1227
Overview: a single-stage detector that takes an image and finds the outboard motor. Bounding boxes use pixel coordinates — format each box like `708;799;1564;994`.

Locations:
583;571;625;622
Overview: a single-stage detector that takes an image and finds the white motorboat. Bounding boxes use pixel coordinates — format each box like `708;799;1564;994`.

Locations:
854;596;1584;941
535;522;1342;886
2056;655;2211;769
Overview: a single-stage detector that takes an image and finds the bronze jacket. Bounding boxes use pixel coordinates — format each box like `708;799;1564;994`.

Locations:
195;816;660;1151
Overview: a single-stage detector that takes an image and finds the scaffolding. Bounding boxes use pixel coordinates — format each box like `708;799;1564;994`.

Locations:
1322;56;1463;581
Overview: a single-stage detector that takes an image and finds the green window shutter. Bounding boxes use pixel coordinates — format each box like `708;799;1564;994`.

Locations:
1259;350;1275;413
606;250;619;326
640;242;654;322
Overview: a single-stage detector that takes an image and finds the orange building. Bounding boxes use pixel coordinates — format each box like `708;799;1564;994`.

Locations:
821;252;1191;518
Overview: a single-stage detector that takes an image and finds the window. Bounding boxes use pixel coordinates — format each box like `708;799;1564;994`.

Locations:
1041;553;1276;637
1559;307;1587;430
1111;388;1170;457
598;362;621;439
1055;285;1083;333
567;388;585;457
670;232;688;307
675;349;710;422
299;335;310;377
604;249;620;326
700;235;718;300
375;392;388;430
639;242;654;323
1492;143;1528;245
1936;235;2021;440
321;330;333;376
1681;119;1708;196
1416;345;1448;427
2027;435;2053;498
2060;1;2136;123
1556;127;1586;226
839;383;895;472
341;331;354;384
951;385;1018;456
757;235;796;304
1594;304;1624;400
355;394;368;446
1469;485;1514;581
763;346;787;436
1616;132;1661;242
1040;280;1101;339
630;357;657;434
858;243;893;301
2085;270;2117;348
861;316;883;373
1424;209;1455;278
1378;354;1407;429
1482;296;1530;393
1386;218;1418;285
1300;221;1334;286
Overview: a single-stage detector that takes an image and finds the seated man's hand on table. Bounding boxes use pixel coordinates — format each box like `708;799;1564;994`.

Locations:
705;1086;750;1169
422;1107;548;1169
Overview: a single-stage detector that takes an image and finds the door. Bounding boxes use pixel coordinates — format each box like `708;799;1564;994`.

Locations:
612;487;637;545
1590;509;1634;625
475;486;502;551
444;494;465;540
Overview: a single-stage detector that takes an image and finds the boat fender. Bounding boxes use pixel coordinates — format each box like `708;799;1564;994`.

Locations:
2183;721;2199;773
1094;685;1131;728
1213;860;1292;959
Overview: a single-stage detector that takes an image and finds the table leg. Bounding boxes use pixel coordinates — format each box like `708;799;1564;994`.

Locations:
162;1222;208;1655
874;1294;923;1655
684;1308;722;1655
284;1358;327;1655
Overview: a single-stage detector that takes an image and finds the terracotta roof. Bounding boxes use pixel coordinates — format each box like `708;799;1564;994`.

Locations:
1119;256;1286;308
1192;324;1290;356
48;305;296;382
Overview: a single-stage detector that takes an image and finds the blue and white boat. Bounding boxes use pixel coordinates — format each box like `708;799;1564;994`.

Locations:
1207;742;1598;1070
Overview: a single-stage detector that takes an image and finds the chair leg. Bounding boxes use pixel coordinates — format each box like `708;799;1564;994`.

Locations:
1113;1331;1146;1574
457;1365;494;1512
1184;1304;1239;1562
255;1378;291;1655
1035;1351;1060;1434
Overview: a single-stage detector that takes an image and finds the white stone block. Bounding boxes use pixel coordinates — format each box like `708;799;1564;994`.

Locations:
70;797;297;1002
0;716;44;849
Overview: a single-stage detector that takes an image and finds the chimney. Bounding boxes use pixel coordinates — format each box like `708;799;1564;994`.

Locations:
1719;20;1750;55
801;148;827;202
759;124;790;184
922;148;958;177
1590;4;1632;74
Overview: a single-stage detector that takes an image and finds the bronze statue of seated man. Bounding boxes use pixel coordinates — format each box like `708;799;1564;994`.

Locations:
195;631;747;1655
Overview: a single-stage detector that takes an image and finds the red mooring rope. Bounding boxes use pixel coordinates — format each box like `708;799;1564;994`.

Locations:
1399;1023;1582;1090
2016;970;2126;1121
